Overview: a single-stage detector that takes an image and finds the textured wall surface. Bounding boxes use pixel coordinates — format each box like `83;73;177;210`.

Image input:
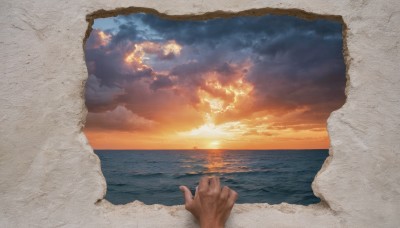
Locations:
1;0;400;227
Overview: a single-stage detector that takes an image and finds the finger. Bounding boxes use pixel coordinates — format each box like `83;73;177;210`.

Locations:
194;185;199;199
228;189;238;206
209;176;221;192
198;176;210;193
220;186;230;200
179;186;193;205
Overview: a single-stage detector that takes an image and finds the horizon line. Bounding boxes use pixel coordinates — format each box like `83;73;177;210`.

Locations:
92;148;329;151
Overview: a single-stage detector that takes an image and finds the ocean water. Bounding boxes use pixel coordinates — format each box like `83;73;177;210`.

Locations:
95;149;328;206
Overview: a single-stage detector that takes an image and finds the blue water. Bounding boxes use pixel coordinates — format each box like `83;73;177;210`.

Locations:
95;149;328;206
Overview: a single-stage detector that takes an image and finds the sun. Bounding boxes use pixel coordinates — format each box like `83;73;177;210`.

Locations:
209;140;221;149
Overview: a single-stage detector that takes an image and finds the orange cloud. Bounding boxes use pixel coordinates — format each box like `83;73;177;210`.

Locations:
86;30;112;49
124;40;182;70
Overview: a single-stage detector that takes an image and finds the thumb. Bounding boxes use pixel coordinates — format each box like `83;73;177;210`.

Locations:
179;185;193;205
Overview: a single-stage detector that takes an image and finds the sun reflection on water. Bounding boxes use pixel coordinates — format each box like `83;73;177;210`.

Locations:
204;150;249;174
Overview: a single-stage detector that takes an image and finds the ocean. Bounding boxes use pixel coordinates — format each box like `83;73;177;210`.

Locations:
95;149;328;206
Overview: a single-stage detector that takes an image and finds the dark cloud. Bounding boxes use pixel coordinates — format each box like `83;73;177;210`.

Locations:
116;14;341;47
111;23;139;45
245;32;345;117
150;75;174;90
85;74;122;112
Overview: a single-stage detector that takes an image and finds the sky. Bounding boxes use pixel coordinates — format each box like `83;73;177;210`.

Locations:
84;13;346;150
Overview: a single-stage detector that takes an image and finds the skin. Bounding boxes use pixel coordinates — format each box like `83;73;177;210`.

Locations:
180;176;238;228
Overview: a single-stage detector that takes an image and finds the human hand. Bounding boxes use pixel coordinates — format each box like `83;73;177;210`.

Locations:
180;176;238;228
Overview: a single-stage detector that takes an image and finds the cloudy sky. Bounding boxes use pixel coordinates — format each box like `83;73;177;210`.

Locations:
84;13;346;149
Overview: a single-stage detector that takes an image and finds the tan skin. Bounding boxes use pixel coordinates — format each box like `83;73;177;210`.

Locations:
180;176;238;228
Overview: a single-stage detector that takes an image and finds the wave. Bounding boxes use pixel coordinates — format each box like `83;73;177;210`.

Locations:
129;172;165;178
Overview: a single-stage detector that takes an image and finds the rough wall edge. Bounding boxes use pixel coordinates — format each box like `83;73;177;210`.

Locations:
81;6;349;214
312;18;350;213
83;7;344;47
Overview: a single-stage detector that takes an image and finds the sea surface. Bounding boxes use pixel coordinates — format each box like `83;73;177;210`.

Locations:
95;149;328;206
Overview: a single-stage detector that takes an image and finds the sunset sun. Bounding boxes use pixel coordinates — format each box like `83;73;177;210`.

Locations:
209;140;221;149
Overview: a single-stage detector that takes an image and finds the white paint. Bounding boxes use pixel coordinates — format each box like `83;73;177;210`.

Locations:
1;0;400;227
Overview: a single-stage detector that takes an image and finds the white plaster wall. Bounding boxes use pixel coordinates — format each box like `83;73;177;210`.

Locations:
1;0;399;227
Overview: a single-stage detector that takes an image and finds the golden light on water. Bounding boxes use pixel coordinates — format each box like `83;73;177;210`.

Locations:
205;151;225;172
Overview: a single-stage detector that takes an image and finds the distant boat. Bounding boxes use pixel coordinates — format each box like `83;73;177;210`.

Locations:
193;146;198;150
